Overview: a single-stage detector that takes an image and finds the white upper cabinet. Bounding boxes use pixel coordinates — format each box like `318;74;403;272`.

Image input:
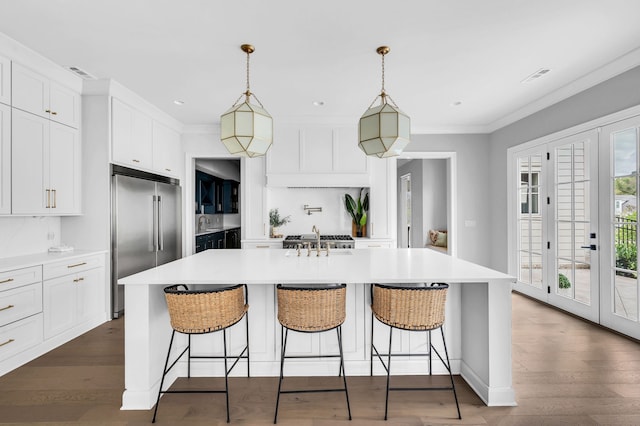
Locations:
0;103;9;214
152;121;181;178
267;124;370;187
111;97;153;170
11;63;80;129
11;108;80;215
0;55;10;106
112;97;182;178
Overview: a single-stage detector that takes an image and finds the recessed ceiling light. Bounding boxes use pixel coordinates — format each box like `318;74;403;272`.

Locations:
451;101;462;106
521;68;551;83
173;100;185;106
312;101;325;107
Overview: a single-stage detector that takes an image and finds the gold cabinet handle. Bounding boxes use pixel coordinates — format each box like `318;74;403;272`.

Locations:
0;339;15;348
0;278;14;284
73;277;85;283
165;168;171;172
52;189;57;208
132;159;140;163
255;245;269;248
46;189;51;208
67;262;87;269
0;304;14;312
51;111;57;115
45;109;51;113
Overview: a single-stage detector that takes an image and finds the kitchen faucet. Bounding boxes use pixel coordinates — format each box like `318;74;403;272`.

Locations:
311;225;330;256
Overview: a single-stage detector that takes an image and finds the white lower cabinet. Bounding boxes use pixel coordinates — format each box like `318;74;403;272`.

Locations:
43;255;105;340
242;240;282;249
354;239;394;249
0;314;43;362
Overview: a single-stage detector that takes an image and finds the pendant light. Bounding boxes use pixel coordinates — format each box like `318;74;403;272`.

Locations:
220;44;273;157
358;46;410;158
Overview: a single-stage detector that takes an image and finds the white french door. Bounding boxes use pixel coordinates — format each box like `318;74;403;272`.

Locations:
599;117;640;339
513;130;599;321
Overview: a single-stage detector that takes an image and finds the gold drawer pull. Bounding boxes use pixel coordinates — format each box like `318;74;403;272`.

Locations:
51;111;57;115
67;262;87;269
255;245;270;248
45;109;51;113
132;159;140;163
0;304;14;312
73;277;85;283
0;338;15;348
0;278;14;284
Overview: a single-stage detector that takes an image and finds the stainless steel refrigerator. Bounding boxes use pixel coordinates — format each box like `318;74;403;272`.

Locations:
111;166;182;318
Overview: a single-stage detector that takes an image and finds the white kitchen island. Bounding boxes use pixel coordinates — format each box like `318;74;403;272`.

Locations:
119;248;516;410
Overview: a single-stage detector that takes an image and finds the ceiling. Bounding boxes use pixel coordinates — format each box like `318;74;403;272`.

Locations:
1;0;640;133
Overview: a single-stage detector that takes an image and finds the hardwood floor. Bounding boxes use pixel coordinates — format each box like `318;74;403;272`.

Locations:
1;293;640;425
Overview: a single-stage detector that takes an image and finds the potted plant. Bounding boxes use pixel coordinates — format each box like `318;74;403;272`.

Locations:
345;188;369;237
558;273;571;289
269;208;291;238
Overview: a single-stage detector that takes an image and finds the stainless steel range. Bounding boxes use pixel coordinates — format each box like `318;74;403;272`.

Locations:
283;234;355;249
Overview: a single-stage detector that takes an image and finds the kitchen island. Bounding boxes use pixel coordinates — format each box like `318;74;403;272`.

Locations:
119;248;516;409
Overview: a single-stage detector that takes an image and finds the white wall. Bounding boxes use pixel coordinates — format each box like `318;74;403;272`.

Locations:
397;160;423;247
0;217;61;258
489;65;640;273
268;187;365;236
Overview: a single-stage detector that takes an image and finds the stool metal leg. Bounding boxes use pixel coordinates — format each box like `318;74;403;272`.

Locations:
223;328;230;423
441;327;461;419
274;326;288;424
337;326;352;420
187;334;192;378
427;330;432;376
370;310;374;376
152;330;176;423
384;326;393;421
245;308;251;378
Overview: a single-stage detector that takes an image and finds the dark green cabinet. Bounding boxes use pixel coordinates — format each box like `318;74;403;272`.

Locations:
195;171;238;215
195;228;240;252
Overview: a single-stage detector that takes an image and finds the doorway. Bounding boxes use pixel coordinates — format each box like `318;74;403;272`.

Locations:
394;152;457;256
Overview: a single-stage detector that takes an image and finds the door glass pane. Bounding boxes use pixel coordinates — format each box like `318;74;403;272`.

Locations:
614;128;637;177
556;183;572;220
574;261;590;304
574;181;589;222
517;153;544;289
556;146;572;183
557;221;572;260
557;258;573;298
519;220;530;251
614;273;638;321
531;254;543;288
531;219;543;254
519;251;530;284
612;127;638;322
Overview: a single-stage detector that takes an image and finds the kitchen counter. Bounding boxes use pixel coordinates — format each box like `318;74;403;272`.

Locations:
194;225;240;237
119;248;516;410
0;249;108;273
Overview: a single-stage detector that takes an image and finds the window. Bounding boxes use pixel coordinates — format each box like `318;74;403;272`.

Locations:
520;172;540;214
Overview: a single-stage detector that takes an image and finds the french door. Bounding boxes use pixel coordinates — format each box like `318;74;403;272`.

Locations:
514;130;599;321
600;117;640;339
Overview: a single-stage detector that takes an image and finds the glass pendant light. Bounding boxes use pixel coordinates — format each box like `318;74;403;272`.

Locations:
358;46;410;158
220;44;273;157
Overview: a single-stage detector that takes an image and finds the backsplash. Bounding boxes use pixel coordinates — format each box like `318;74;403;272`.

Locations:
268;187;365;236
0;216;61;258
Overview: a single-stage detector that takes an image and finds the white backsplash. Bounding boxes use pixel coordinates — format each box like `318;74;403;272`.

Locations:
0;216;61;258
268;187;364;236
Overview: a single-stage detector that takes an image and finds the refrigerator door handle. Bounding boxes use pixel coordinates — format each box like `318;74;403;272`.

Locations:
152;195;158;252
157;195;164;251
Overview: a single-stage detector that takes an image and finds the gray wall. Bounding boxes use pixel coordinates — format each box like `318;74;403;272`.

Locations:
397;160;423;248
406;134;491;265
489;65;640;272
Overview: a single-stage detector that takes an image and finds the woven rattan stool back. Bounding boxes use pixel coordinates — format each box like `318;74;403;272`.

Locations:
164;284;248;334
276;284;346;332
372;283;448;331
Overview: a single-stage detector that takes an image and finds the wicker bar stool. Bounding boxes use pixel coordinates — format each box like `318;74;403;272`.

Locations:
274;284;352;423
152;284;249;423
370;283;461;420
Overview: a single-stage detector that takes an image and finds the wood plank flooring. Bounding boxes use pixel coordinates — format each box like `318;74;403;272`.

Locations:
1;292;640;425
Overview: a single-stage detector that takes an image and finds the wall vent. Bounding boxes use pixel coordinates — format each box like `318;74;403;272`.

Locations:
521;68;551;83
65;66;97;80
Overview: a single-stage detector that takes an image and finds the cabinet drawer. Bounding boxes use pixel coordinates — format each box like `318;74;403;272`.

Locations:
0;282;42;327
0;266;42;292
43;255;105;280
0;313;43;362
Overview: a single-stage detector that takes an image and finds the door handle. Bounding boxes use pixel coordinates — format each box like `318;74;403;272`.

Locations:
580;244;597;250
157;195;164;251
152;195;158;252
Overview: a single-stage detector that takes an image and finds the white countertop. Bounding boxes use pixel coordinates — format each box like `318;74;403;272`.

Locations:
0;249;108;273
119;248;515;286
194;225;240;237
